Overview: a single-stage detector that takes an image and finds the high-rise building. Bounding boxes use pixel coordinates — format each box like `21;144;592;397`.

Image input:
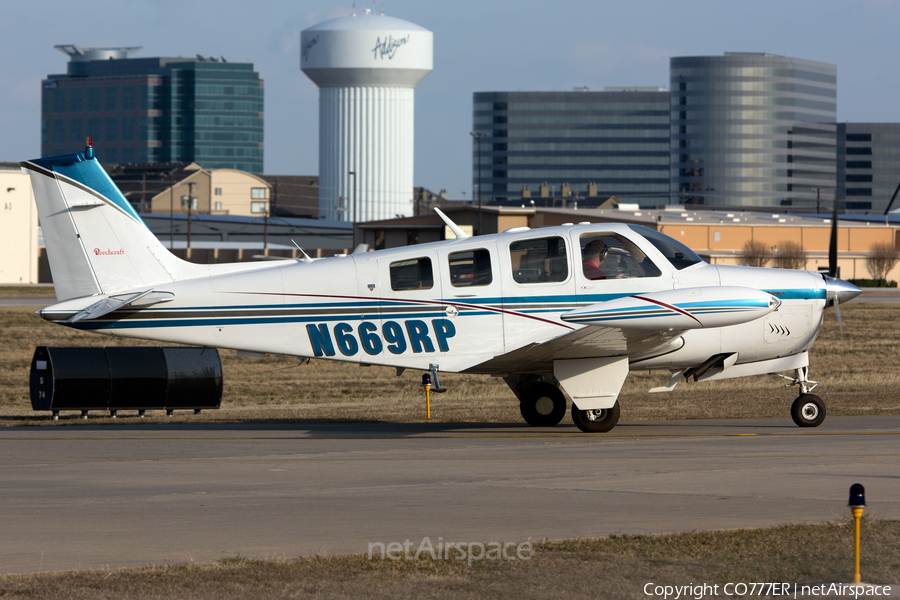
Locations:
42;45;264;173
472;89;670;206
838;123;900;213
301;10;433;222
670;53;837;208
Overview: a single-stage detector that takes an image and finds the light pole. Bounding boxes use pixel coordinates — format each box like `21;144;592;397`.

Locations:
169;172;174;249
185;181;195;252
470;131;487;235
349;170;357;248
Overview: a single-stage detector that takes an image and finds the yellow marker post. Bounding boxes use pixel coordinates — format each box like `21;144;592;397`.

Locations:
422;374;432;420
849;483;866;584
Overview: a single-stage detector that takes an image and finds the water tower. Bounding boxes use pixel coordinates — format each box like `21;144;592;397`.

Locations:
301;10;433;223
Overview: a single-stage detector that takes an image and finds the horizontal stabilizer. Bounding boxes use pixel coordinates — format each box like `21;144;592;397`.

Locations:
38;290;175;323
562;286;781;330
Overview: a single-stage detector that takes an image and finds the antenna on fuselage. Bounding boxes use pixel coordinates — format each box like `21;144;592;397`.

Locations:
290;239;315;263
434;207;469;239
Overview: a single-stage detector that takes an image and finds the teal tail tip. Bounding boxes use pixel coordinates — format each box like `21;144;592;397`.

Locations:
24;136;145;226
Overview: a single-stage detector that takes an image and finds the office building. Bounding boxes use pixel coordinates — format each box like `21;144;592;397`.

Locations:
838;123;900;213
670;53;837;209
472;89;670;207
42;45;264;173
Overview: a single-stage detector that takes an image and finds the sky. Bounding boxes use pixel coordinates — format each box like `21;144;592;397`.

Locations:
2;0;900;200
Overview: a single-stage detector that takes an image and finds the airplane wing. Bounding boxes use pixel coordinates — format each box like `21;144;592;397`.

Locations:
468;285;781;375
465;323;686;375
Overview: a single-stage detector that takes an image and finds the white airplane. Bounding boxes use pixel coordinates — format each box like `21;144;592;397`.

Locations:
22;141;862;432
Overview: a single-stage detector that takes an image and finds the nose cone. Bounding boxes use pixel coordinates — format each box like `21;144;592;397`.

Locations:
824;276;862;305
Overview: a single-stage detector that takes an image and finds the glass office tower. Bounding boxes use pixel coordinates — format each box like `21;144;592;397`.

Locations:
42;46;264;173
670;53;836;208
838;123;900;213
472;89;670;206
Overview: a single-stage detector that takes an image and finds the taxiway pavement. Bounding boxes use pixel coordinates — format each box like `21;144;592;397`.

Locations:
1;416;898;574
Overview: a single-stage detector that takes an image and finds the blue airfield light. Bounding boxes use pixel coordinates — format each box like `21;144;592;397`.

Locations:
422;373;431;387
849;483;866;508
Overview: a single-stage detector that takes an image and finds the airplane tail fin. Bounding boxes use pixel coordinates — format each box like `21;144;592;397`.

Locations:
22;141;203;302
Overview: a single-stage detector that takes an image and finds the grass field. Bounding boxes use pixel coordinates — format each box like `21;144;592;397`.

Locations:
1;300;899;426
0;285;55;298
0;518;897;599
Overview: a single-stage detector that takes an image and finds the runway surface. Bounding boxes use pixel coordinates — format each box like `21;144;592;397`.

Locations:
1;416;898;574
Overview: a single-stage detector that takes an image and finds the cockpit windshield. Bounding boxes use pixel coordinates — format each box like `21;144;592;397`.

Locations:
627;225;704;270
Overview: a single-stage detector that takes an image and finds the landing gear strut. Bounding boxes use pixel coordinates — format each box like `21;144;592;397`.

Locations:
778;367;826;428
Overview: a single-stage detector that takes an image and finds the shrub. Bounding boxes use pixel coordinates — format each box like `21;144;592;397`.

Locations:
772;241;808;270
848;278;898;288
739;239;770;267
866;241;900;281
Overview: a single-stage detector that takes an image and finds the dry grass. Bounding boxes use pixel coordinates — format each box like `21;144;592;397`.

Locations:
1;302;899;426
0;285;55;298
0;518;897;599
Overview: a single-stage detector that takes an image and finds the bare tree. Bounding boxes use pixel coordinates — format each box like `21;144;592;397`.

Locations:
772;241;808;270
866;241;900;281
739;239;771;268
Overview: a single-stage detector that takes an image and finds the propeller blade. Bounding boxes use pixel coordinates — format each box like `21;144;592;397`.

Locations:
834;296;844;339
828;193;838;277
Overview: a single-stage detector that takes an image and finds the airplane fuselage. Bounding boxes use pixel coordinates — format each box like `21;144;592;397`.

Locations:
43;222;826;379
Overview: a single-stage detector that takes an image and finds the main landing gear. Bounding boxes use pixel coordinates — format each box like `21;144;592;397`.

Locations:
571;401;620;433
779;366;826;427
518;383;567;427
511;377;621;432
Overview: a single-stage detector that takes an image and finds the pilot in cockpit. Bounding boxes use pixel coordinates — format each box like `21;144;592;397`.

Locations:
581;240;608;280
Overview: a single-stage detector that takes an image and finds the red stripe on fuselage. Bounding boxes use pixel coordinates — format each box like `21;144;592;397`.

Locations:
632;295;703;326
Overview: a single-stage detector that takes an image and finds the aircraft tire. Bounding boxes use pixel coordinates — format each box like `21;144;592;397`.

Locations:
519;383;567;427
571;401;620;433
791;394;826;427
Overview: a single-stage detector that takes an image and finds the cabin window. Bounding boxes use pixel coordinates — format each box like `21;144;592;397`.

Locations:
628;225;703;270
509;237;568;284
449;249;493;287
390;257;434;291
579;233;662;280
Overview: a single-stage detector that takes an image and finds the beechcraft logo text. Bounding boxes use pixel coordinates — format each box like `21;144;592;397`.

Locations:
93;248;125;256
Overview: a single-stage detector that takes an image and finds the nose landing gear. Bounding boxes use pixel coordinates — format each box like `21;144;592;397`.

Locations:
778;367;826;428
791;394;826;427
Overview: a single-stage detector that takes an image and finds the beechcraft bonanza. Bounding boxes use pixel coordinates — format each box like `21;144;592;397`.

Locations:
22;141;862;432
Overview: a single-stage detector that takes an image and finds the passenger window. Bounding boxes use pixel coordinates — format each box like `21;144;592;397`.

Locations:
390;257;433;291
510;237;568;284
579;233;662;280
449;249;493;287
